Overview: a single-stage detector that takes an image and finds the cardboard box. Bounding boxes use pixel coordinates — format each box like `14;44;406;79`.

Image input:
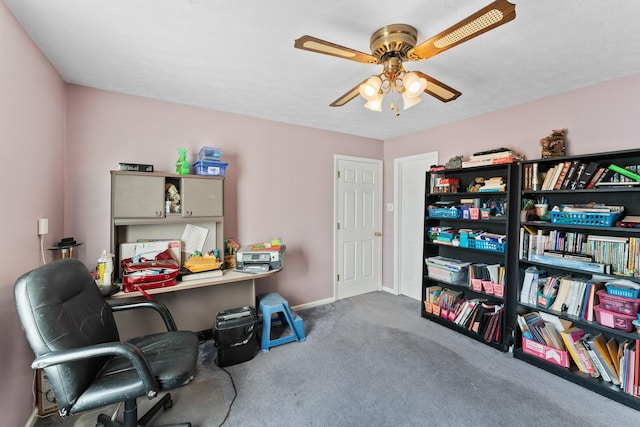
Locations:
522;337;570;368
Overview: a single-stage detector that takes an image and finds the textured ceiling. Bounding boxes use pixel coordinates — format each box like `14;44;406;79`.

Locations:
5;0;640;140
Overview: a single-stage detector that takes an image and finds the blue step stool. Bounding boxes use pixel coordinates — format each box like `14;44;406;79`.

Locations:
258;292;305;352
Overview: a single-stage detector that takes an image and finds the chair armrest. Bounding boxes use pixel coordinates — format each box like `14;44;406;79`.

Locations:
31;342;159;399
110;300;178;331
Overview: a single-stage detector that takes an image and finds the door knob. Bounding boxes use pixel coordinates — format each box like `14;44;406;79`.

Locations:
374;231;382;237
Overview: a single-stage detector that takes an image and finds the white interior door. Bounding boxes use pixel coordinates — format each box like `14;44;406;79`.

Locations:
394;152;438;300
335;156;383;300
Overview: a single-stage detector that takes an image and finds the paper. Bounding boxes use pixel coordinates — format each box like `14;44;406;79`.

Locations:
181;224;209;255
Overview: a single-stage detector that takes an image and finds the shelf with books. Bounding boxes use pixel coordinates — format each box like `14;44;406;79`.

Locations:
423;284;506;351
515;148;640;411
422;162;519;352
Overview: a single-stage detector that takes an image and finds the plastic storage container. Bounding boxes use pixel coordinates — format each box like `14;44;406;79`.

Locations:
593;304;636;332
212;306;257;367
198;146;223;161
193;160;228;176
596;289;640;315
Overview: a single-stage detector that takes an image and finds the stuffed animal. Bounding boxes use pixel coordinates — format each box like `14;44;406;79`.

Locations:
165;183;181;213
467;177;485;192
540;129;567;158
445;155;464;169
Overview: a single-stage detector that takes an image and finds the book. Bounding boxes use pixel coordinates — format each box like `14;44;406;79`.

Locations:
606;337;620;381
589;333;620;385
575;161;599;189
547;163;565;190
461;156;520;168
553;161;572;190
470;148;514;160
540;165;555;190
585;166;606;189
618;215;640;228
520;266;546;305
560;160;582;190
179;268;223;281
594;167;616;185
549;277;572;312
529;253;611;274
560;327;593;375
581;336;607;381
569;162;588;190
531;162;541;191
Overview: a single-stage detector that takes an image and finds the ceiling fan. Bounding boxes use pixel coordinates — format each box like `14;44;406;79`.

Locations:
294;0;516;114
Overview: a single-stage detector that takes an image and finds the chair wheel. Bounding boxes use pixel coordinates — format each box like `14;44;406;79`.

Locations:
163;398;173;410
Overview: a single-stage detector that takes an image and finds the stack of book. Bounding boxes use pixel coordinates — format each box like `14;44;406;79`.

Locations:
461;148;523;168
477;177;506;192
451;300;503;342
432;177;459;193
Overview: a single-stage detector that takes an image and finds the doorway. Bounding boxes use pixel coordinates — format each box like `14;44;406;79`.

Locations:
334;155;383;300
394;151;438;300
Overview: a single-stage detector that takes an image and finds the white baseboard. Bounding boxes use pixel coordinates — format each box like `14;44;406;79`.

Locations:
291;296;335;312
382;286;397;295
24;407;38;427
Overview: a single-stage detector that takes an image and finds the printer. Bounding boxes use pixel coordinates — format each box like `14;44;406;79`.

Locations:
236;245;285;273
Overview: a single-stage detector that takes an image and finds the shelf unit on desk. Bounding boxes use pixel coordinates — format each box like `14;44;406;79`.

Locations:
110;170;225;280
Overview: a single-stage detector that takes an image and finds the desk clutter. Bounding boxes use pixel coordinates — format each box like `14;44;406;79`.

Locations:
119;145;228;177
101;235;286;296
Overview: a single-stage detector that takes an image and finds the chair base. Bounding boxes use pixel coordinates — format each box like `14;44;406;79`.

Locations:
95;393;191;427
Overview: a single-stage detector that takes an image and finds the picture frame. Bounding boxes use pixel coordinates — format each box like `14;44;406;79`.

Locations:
36;369;57;416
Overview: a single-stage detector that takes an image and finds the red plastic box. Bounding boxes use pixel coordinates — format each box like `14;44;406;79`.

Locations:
596;289;640;316
593;305;636;332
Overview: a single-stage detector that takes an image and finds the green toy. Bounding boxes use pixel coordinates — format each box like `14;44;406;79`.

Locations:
176;148;190;174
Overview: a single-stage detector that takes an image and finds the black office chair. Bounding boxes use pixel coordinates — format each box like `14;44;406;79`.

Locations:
14;258;199;427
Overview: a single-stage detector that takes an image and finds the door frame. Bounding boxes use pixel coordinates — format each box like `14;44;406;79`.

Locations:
393;151;438;297
333;154;384;300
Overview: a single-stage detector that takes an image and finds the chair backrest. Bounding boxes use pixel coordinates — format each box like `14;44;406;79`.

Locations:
14;258;120;412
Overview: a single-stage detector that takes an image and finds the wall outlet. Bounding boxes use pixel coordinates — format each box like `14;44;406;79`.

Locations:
38;218;48;236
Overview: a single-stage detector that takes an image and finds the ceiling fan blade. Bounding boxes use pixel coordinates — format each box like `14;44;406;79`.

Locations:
413;71;461;102
295;35;379;64
408;0;516;61
330;78;369;107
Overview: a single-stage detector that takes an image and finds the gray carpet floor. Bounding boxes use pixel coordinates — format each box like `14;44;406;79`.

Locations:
34;291;640;426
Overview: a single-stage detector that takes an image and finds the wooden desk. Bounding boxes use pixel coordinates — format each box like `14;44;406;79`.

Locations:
109;269;280;339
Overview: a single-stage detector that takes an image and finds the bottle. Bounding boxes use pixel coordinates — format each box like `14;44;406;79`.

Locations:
97;250;106;285
176;148;190;175
103;252;114;286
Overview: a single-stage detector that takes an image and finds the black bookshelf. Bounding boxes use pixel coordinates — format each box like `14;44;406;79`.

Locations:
515;148;640;411
421;163;519;352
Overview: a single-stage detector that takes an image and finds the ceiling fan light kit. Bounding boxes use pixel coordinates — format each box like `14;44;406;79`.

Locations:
294;0;516;115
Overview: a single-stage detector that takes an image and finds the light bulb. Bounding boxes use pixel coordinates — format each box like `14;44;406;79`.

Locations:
364;93;383;112
359;76;382;101
403;72;427;98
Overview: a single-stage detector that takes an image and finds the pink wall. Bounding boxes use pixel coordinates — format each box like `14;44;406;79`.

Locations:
382;73;640;290
0;2;67;425
64;86;382;306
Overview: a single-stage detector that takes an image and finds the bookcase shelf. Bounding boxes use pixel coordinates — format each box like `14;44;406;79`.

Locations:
422;163;519;352
513;348;640;408
516;148;640;411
